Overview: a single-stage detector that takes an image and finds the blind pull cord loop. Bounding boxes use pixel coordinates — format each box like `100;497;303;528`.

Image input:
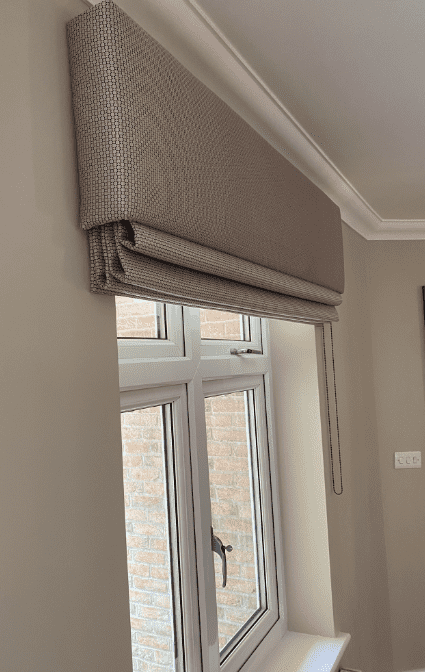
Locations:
323;321;343;495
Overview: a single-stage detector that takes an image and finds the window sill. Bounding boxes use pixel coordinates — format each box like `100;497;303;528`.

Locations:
259;631;351;672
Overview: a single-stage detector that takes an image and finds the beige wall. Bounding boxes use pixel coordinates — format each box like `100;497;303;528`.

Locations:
328;225;425;672
324;223;394;672
0;1;132;670
3;2;425;672
366;238;425;672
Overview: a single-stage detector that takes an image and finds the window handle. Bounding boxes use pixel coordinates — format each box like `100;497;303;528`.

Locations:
230;348;262;355
211;528;233;588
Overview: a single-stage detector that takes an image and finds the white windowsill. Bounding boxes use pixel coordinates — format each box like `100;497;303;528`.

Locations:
262;631;351;672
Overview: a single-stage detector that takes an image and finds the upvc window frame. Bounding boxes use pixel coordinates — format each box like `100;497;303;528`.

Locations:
117;302;287;672
200;313;263;358
117;304;184;362
202;375;280;672
120;384;200;672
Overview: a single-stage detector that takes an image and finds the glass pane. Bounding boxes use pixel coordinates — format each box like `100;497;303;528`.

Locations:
121;405;179;672
115;298;166;339
200;309;250;341
205;390;263;656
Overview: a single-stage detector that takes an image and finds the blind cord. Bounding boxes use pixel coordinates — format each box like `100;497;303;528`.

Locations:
323;322;343;495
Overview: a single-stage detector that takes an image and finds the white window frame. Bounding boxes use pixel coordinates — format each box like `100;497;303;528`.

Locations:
117;303;184;363
203;375;280;672
200;313;263;358
120;384;200;672
118;303;287;672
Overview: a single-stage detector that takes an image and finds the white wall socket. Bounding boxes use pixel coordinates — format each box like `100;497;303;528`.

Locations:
395;451;421;469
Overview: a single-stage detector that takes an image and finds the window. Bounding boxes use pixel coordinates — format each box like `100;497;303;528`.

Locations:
116;301;286;672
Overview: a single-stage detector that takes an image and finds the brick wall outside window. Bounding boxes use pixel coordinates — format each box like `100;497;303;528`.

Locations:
121;406;175;672
115;297;157;338
206;391;258;651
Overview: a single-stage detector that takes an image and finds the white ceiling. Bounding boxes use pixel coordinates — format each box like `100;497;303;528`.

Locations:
190;0;425;232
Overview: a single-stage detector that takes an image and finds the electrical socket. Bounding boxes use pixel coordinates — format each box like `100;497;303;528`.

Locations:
395;451;421;469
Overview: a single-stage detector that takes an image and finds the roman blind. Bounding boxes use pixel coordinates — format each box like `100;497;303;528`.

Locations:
67;0;344;324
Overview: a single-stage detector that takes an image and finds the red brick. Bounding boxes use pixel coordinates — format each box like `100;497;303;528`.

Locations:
207;413;232;427
133;577;168;592
144;482;165;496
211;500;237;516
226;548;254;563
129;467;160;481
132;495;162;508
209;472;234;486
233;444;250;457
212;428;247;442
122;455;144;467
207;397;243;413
247;596;259;610
217;621;239;636
150;566;170;580
233;474;250;488
144;455;164;468
127;563;149;577
225;607;256;623
223;518;253;533
137;605;167;621
225;579;256;594
241;566;256;579
124;481;144;494
214;458;250;472
124;441;159;454
155;594;171;608
203;324;226;338
137;635;170;651
217;487;250;502
237;504;253;519
132;523;164;536
226;563;240;577
150;538;167;551
149;511;167;524
154;649;174;664
216;592;242;606
232;414;246;427
125;508;148;522
130;617;149;631
129;590;153;605
150;623;172;638
135;550;166;565
206;441;232;456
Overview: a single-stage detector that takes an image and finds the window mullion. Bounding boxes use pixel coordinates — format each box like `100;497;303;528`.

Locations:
183;307;221;672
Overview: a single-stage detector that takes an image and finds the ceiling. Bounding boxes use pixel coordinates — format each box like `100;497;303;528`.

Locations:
190;0;425;235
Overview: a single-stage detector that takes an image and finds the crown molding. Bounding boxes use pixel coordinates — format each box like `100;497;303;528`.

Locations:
82;0;425;240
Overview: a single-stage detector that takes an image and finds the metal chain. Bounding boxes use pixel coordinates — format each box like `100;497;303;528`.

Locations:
322;322;343;495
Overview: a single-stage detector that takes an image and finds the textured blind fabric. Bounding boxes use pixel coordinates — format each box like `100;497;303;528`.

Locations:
67;0;344;324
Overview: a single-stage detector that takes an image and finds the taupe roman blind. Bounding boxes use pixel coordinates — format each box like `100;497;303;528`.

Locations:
67;0;344;324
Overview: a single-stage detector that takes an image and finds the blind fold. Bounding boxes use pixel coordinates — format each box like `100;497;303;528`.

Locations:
67;0;344;324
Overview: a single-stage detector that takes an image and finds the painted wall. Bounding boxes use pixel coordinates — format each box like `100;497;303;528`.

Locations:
0;1;133;670
3;2;425;671
324;224;394;672
327;226;425;672
366;239;425;672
